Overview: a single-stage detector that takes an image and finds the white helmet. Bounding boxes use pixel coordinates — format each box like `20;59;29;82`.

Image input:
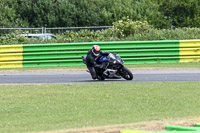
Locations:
92;45;100;56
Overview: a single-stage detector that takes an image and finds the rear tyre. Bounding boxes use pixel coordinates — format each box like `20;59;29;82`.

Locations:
97;75;105;80
119;67;133;80
95;68;105;81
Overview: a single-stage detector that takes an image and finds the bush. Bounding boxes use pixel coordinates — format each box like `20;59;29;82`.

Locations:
122;27;200;41
107;17;150;38
1;19;200;45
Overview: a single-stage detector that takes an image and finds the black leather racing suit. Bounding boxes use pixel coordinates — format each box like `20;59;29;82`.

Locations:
86;49;110;79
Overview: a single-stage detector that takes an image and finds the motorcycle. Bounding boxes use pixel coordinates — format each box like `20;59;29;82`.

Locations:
82;53;133;80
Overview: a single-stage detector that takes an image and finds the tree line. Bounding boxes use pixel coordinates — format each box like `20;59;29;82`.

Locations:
1;0;200;29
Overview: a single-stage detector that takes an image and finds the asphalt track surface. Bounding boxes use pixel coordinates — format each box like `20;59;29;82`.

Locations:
0;69;200;84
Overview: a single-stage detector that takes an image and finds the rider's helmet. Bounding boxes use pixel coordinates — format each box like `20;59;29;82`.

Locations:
92;45;101;56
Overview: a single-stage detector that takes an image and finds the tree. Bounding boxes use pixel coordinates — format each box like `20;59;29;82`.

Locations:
158;0;200;27
0;0;28;27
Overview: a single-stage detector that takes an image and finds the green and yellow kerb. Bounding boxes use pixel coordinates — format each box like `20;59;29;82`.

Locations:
0;40;200;69
179;40;200;63
0;45;23;68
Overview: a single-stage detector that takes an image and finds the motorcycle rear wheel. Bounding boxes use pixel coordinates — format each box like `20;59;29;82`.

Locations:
97;75;105;80
119;67;133;80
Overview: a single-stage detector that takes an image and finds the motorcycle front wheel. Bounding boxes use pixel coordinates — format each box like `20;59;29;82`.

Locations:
119;67;133;80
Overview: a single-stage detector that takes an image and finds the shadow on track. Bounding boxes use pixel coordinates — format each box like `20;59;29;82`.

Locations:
75;79;133;83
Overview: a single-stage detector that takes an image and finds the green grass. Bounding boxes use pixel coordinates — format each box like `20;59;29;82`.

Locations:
125;62;200;69
0;82;200;132
0;62;199;72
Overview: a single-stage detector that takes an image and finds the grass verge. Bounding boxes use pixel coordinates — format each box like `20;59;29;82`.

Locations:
0;62;199;73
0;82;200;132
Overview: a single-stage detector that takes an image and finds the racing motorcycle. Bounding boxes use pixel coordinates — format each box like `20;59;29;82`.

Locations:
82;53;133;80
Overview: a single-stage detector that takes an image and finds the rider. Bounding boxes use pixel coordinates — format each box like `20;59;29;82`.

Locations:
86;45;110;80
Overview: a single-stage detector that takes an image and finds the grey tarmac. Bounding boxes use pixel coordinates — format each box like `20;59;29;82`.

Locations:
0;69;200;84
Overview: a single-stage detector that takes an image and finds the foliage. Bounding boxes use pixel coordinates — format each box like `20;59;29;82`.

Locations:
107;17;150;37
119;27;200;41
1;0;200;28
1;27;200;45
1;17;200;45
158;0;200;28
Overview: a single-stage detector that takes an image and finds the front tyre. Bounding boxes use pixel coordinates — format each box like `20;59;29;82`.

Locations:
119;67;133;80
